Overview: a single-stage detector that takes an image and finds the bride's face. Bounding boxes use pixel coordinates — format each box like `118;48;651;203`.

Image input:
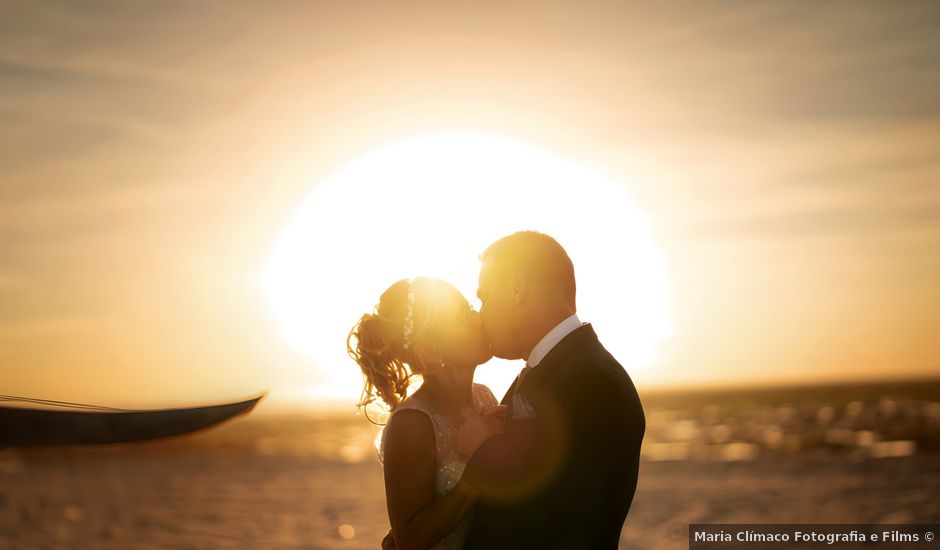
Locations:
421;283;493;369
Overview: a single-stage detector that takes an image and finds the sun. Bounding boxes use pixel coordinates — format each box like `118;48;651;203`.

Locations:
263;133;670;402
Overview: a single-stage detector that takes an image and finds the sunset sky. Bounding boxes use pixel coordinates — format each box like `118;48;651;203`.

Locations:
2;1;938;411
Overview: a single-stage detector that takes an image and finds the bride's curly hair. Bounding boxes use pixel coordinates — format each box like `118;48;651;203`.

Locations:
346;277;443;418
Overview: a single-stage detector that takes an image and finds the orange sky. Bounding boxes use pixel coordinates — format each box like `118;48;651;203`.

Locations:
2;1;939;410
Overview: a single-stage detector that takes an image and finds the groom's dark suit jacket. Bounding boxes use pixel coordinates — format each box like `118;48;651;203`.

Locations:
461;324;645;549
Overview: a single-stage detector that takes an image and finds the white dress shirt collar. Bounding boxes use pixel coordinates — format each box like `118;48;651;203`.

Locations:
526;313;583;368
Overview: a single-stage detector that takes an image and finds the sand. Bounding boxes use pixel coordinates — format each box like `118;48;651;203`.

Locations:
2;417;938;549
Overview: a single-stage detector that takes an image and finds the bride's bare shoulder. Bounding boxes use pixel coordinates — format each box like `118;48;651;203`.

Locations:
385;407;433;442
380;407;435;468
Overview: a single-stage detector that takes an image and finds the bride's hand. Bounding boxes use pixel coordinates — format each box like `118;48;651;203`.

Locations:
456;406;508;457
481;405;509;427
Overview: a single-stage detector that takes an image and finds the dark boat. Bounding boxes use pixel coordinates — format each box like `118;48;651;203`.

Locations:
0;394;264;447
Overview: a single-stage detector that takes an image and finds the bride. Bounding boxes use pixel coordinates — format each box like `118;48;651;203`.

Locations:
347;277;505;550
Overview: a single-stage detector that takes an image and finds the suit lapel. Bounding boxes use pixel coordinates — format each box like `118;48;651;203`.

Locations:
500;376;520;405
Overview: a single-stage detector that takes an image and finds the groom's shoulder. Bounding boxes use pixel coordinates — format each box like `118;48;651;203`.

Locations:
561;324;624;367
552;336;638;396
555;346;626;387
561;328;624;369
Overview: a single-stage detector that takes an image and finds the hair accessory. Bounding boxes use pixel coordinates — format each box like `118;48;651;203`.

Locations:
402;281;416;349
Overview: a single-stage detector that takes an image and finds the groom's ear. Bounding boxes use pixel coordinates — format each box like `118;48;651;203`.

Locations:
510;270;527;305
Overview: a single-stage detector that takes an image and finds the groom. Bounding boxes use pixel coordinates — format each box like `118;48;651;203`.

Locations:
457;231;646;549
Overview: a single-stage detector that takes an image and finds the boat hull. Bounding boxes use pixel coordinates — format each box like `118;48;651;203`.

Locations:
0;396;263;446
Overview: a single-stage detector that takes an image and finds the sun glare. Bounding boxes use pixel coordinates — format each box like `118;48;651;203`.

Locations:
263;134;670;402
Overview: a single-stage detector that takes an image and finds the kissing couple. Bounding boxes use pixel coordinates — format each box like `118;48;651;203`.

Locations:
347;231;646;549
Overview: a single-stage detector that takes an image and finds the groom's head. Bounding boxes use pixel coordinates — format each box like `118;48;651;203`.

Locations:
477;231;577;360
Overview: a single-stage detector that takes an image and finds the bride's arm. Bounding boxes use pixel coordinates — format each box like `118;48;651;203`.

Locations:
383;409;478;550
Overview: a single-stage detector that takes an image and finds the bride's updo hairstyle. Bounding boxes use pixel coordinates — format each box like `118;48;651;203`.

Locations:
347;277;447;413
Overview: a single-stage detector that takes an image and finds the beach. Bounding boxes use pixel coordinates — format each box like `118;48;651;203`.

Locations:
3;380;939;549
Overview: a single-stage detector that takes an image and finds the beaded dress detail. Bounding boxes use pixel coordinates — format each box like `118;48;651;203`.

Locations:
378;383;498;550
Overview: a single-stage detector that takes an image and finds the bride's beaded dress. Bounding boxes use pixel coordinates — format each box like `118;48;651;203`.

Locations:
379;383;498;549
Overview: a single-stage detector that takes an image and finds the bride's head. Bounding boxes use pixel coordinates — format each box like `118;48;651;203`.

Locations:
347;277;492;410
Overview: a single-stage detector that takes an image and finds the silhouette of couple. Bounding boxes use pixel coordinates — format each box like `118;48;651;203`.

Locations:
347;231;646;549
